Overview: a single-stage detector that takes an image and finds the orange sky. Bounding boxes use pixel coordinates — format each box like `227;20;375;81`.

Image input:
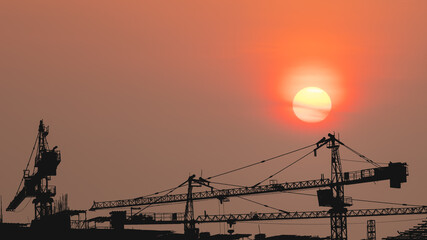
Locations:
1;1;427;239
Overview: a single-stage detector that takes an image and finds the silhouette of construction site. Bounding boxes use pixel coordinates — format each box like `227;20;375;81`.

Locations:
1;121;426;239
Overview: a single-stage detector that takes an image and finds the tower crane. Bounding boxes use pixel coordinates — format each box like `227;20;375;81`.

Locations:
7;120;61;224
90;133;414;240
103;205;427;224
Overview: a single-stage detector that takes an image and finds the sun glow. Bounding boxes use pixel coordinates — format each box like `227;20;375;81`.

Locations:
293;87;332;123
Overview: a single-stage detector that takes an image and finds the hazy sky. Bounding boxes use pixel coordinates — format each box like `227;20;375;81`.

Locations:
1;1;427;239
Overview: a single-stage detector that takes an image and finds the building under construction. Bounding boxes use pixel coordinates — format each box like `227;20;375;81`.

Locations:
1;121;426;239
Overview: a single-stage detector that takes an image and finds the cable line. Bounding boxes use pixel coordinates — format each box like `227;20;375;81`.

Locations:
208;184;289;213
132;179;189;216
207;143;317;180
210;182;424;208
252;148;316;187
14;134;38;197
209;181;247;188
341;158;387;165
337;140;381;168
141;184;189;198
236;195;289;213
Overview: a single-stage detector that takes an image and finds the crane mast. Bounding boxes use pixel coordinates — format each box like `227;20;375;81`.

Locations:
184;175;197;239
328;134;349;240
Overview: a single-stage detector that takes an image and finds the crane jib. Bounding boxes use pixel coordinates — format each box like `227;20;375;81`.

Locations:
90;162;408;211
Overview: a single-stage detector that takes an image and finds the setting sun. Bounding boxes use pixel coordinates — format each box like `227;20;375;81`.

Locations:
293;87;332;123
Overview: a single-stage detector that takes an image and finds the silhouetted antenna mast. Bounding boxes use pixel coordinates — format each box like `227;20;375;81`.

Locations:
0;195;3;223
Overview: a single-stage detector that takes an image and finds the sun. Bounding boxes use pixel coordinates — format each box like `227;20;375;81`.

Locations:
293;87;332;123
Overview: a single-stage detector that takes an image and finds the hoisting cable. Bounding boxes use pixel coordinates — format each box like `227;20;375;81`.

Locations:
206;143;317;180
236;195;289;213
208;184;289;213
141;184;188;198
209;181;247;188
341;158;387;165
351;198;424;207
252;148;317;187
14;134;39;197
131;179;189;216
13;198;32;213
335;139;381;168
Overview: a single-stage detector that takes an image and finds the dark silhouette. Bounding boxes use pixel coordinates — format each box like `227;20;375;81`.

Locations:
7;120;61;226
3;123;425;240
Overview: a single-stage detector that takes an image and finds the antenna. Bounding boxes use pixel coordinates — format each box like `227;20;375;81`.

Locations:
0;195;3;223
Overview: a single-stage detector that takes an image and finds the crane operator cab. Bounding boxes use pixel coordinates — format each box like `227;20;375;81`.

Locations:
35;146;61;176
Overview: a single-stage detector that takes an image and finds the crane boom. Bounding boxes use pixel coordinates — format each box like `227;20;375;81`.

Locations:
6;188;27;211
90;162;407;211
91;178;329;210
101;206;427;225
195;206;427;224
7;170;47;211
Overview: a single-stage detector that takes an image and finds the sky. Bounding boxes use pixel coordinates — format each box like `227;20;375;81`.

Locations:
1;1;427;239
